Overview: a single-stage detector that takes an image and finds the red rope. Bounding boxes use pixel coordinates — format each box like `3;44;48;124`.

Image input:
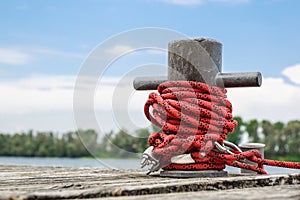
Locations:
144;81;300;174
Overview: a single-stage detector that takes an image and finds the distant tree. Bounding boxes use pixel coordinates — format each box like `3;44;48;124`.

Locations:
112;129;136;154
64;131;90;157
226;116;243;145
97;130;114;157
54;135;67;157
21;130;35;156
77;129;98;156
283;120;300;157
133;128;151;153
273;121;285;156
151;124;161;133
34;132;53;157
0;120;299;161
246;119;260;143
0;134;11;155
262;120;278;157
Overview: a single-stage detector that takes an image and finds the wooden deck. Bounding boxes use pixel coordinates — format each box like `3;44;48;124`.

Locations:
0;165;299;200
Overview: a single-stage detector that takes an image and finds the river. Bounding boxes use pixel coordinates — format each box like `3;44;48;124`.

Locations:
0;156;299;174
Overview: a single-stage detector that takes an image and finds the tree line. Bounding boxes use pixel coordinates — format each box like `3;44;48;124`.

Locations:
0;117;299;161
227;117;300;161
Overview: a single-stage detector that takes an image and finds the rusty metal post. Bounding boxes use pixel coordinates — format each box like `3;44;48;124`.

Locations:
133;38;261;90
133;37;262;177
163;38;226;178
168;38;222;85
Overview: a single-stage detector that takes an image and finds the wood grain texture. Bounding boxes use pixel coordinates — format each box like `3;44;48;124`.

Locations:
0;165;299;200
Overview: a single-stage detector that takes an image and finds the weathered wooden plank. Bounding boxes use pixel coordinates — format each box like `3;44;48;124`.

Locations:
0;165;299;200
98;185;300;200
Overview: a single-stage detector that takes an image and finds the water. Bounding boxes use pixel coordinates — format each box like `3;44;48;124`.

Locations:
0;156;140;170
0;156;299;174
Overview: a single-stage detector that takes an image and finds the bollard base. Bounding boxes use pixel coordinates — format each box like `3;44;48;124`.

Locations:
160;170;228;178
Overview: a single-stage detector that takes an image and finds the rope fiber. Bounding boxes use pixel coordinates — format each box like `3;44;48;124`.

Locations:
144;81;300;174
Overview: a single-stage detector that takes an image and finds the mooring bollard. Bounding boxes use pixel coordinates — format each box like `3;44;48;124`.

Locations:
133;38;262;177
134;38;262;90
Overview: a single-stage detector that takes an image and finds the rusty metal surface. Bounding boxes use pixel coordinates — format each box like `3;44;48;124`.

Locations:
133;71;262;90
133;76;167;90
168;38;222;85
215;72;262;87
133;38;262;90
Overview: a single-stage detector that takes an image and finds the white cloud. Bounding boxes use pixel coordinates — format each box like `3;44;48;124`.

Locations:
32;48;85;59
163;0;202;5
0;75;132;114
0;48;32;65
0;75;75;114
106;45;134;56
2;63;300;133
282;63;300;84
228;76;300;123
213;0;249;2
161;0;249;5
94;76;147;111
0;75;124;132
0;46;86;67
144;49;167;55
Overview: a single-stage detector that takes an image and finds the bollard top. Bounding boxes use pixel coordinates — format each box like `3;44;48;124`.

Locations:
168;37;222;45
133;36;262;90
239;143;266;149
168;37;223;84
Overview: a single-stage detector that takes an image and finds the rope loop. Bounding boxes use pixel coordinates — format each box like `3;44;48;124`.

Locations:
143;81;300;174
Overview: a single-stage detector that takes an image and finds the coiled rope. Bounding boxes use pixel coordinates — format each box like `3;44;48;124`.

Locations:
144;81;300;174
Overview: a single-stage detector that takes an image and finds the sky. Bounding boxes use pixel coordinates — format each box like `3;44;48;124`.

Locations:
0;0;300;134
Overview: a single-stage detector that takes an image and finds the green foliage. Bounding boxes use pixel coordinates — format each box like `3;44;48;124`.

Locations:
246;119;260;142
0;118;299;161
0;130;90;158
226;116;243;144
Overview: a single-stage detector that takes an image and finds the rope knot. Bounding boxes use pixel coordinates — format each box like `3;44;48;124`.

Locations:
142;81;300;174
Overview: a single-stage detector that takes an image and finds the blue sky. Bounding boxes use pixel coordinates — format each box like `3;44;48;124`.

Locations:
1;0;300;133
1;0;300;78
